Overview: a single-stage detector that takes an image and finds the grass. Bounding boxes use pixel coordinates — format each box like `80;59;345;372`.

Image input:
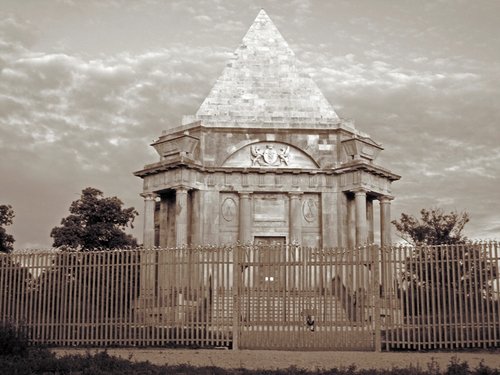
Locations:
0;348;499;375
1;322;499;374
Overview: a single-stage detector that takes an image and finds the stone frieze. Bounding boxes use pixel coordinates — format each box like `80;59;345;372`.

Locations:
222;141;318;169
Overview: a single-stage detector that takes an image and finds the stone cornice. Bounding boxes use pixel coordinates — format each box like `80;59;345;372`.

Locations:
134;159;336;178
135;158;401;183
333;161;401;181
155;121;359;142
151;133;199;147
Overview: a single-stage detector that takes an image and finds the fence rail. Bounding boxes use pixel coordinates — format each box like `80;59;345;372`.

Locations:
1;242;499;350
381;242;500;350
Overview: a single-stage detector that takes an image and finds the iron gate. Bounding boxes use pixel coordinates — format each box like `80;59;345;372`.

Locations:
235;244;379;350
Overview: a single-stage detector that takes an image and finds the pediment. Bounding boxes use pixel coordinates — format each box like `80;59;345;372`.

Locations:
222;142;318;169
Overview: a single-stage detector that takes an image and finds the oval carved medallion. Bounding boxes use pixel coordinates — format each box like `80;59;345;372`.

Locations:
221;197;237;222
302;198;318;223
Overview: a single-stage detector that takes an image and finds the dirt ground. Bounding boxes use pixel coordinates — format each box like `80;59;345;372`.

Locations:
53;348;500;371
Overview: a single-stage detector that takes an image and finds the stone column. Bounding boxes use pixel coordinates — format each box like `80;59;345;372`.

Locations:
238;192;252;243
379;196;393;248
157;195;169;301
159;195;169;248
354;188;369;299
367;198;374;244
354;188;368;246
347;194;356;248
289;192;303;244
322;192;337;248
139;192;158;316
203;191;220;245
175;187;189;247
379;195;394;296
190;190;202;246
141;192;157;248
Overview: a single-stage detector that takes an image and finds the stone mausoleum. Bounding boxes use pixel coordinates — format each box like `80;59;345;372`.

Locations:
134;10;400;250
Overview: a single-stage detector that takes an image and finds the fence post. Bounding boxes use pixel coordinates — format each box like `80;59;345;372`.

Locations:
373;244;382;352
232;244;240;350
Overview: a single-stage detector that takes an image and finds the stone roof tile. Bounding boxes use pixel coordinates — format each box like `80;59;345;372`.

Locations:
192;9;342;128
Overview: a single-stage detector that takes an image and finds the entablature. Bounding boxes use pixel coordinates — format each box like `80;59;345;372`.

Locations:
139;164;341;195
334;160;400;181
337;165;398;197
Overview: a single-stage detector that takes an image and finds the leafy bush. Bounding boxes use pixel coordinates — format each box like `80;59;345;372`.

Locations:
0;321;29;355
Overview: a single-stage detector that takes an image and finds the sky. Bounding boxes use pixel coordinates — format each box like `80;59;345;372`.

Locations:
1;0;499;249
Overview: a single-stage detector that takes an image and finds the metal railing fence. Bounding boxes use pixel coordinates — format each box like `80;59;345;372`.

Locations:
1;242;499;350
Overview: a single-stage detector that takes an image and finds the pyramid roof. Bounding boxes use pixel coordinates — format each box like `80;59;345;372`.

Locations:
187;10;343;128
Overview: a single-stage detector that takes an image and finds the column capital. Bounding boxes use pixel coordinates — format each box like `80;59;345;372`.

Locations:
351;187;369;196
288;191;304;198
379;195;394;203
171;185;189;194
140;192;158;201
238;191;252;198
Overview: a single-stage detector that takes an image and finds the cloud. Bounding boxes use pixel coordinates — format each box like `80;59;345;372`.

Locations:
213;20;245;33
0;14;37;51
0;15;232;248
1;2;499;248
290;0;313;25
291;43;500;240
194;15;212;23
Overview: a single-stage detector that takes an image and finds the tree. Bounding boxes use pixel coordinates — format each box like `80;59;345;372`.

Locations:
392;208;469;245
0;204;15;253
392;209;498;318
0;255;32;321
50;187;138;250
30;250;140;324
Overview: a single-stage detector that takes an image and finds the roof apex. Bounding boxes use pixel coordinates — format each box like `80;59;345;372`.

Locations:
191;10;343;129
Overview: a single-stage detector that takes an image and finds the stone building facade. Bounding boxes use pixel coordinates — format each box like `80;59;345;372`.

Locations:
134;10;400;250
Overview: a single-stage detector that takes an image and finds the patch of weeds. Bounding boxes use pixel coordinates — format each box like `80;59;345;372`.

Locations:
1;346;499;375
427;357;442;375
474;360;500;375
0;320;29;355
446;357;470;375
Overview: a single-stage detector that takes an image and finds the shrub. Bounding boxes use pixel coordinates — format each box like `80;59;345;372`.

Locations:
446;357;470;375
0;321;29;355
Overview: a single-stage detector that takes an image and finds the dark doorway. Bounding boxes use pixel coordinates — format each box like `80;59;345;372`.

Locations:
254;236;286;289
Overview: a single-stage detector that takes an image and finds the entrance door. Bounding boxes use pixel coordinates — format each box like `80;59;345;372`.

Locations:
254;236;285;289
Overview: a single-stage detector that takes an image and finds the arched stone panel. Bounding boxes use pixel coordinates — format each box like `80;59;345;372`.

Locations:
221;142;319;169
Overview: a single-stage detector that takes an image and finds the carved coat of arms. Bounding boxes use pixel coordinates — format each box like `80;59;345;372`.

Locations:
251;144;290;166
